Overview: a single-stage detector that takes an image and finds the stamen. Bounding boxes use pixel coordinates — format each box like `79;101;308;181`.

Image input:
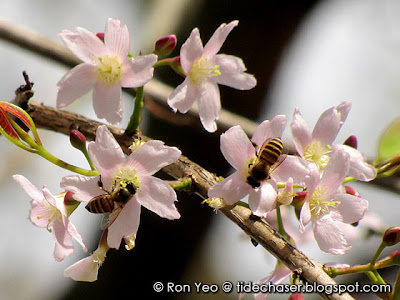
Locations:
309;186;340;218
304;141;331;170
189;56;221;86
113;167;140;190
96;55;123;85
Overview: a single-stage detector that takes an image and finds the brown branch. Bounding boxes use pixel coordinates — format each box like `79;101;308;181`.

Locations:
17;97;352;300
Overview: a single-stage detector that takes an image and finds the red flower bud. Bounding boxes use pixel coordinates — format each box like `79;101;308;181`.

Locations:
344;135;357;149
64;191;78;206
389;250;400;265
289;293;304;300
154;35;177;56
382;227;400;246
344;185;361;197
70;129;87;152
96;32;105;42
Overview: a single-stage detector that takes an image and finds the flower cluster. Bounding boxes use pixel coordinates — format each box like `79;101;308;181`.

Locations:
208;102;376;255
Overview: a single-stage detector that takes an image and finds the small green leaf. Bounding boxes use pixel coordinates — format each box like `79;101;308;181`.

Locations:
378;117;400;160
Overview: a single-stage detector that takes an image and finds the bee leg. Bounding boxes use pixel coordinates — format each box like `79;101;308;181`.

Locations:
250;238;259;247
249;213;261;221
97;175;103;189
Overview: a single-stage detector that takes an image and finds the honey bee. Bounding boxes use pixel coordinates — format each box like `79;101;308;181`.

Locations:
86;177;137;227
246;137;285;188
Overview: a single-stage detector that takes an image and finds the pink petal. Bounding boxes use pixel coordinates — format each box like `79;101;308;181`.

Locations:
213;54;256;90
29;200;50;228
320;150;349;195
127;140;181;176
291;108;312;157
13;174;43;201
203;21;238;57
208;171;251;205
66;218;88;253
120;54;157;88
104;18;129;58
167;78;198;113
108;197;141;249
220;125;255;171
312;102;351;148
273;156;312;186
299;199;312;232
313;215;351;255
248;181;277;218
52;221;74;261
135;176;180;219
335;194;368;224
197;82;220;132
88;125;125;183
180;28;204;74
333;145;377;181
64;256;99;282
58;28;106;63
56;63;97;109
251;115;287;148
92;83;122;125
60;175;102;202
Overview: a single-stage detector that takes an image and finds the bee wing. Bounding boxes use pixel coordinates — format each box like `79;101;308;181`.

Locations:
100;212;111;230
103;203;125;229
255;138;272;157
270;153;287;173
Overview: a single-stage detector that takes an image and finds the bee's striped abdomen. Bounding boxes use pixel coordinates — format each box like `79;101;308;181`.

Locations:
85;195;114;213
259;138;283;165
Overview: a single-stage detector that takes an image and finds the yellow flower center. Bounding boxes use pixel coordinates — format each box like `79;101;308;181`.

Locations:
189;56;221;86
304;141;331;170
37;199;62;233
309;186;340;218
113;167;140;190
96;55;123;85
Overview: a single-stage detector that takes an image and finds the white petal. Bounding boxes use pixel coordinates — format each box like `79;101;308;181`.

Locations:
320;150;349;194
180;28;203;74
107;197;141;249
333;145;377;181
52;221;74;261
58;28;106;63
248;181;277;218
104;18;129;58
273;156;312;186
64;256;99;282
127;140;181;176
313;215;351;255
56;63;97;109
335;194;368;224
290;108;312;157
213;54;256;90
92;83;122;125
120;55;157;88
135;176;180;219
197;82;220;132
251;115;287;147
312;102;351;148
203;21;238;57
208;171;251;205
60;175;103;202
167;78;198;113
299;199;312;232
13;174;43;201
88;125;125;181
220;125;255;171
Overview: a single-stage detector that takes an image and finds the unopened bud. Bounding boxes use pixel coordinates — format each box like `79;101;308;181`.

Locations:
345;185;361;197
154;35;177;56
96;32;105;42
70;129;87;152
292;191;307;219
344;135;357;149
64;191;78;206
289;293;304;300
382;227;400;246
389;250;400;265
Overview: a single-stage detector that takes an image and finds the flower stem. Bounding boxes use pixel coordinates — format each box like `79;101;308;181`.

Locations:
168;177;192;192
126;86;144;133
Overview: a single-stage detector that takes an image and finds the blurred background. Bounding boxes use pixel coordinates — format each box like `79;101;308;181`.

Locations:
1;0;400;299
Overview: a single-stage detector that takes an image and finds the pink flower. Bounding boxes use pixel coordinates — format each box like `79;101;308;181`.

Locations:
13;175;87;261
167;21;256;132
208;116;311;217
300;150;369;255
290;102;376;181
61;125;181;249
57;18;157;125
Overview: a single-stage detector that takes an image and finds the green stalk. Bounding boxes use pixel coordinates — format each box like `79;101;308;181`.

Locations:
126;86;144;132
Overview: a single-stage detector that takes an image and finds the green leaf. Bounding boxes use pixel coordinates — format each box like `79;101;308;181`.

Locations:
378;117;400;160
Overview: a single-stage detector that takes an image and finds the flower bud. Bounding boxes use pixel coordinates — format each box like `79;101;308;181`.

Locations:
95;32;105;42
389;250;400;265
344;135;357;149
382;227;400;246
169;56;185;77
289;293;304;300
292;191;307;219
154;35;177;56
345;185;361;197
70;129;87;152
64;191;78;206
